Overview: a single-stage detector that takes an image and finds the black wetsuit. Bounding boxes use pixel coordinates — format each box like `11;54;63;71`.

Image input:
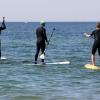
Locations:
0;21;6;33
91;29;100;55
0;20;6;57
35;26;48;62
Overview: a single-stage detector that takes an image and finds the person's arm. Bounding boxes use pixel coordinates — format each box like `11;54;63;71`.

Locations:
90;31;95;39
84;30;95;38
84;32;91;37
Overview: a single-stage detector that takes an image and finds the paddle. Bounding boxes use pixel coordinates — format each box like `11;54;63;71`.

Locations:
40;28;56;59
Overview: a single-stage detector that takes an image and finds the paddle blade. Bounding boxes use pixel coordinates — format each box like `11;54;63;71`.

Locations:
40;54;45;59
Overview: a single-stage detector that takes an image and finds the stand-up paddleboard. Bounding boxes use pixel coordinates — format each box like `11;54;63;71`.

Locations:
84;64;100;70
46;61;70;65
24;61;70;66
1;57;7;60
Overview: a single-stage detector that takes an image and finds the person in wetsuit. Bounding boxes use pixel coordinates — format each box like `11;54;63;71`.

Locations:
84;23;100;65
0;17;6;58
0;17;6;33
34;20;49;64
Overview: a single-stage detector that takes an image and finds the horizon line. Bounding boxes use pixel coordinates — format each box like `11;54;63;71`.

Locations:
3;21;99;23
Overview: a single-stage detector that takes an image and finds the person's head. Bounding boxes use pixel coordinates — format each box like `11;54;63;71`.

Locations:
40;20;46;26
96;22;100;29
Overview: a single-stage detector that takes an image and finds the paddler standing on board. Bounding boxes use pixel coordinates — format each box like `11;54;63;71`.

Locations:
84;22;100;66
0;17;6;32
0;17;6;59
34;20;49;64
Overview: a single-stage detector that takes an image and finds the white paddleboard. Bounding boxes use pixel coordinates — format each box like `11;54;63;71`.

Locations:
1;57;7;60
25;61;70;66
46;61;70;65
84;64;100;70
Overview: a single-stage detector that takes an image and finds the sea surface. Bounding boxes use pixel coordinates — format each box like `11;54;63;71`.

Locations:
0;22;100;100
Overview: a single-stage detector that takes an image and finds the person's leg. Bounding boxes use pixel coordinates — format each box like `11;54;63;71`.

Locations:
98;45;100;60
34;43;40;64
41;43;45;64
91;42;97;66
91;54;95;65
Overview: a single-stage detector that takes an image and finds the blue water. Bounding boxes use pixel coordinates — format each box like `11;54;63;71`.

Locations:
0;22;100;100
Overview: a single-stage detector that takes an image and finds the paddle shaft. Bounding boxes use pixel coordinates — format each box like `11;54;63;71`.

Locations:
45;28;55;51
48;28;55;43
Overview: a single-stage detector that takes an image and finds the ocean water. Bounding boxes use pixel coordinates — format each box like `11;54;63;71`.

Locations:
0;22;100;100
